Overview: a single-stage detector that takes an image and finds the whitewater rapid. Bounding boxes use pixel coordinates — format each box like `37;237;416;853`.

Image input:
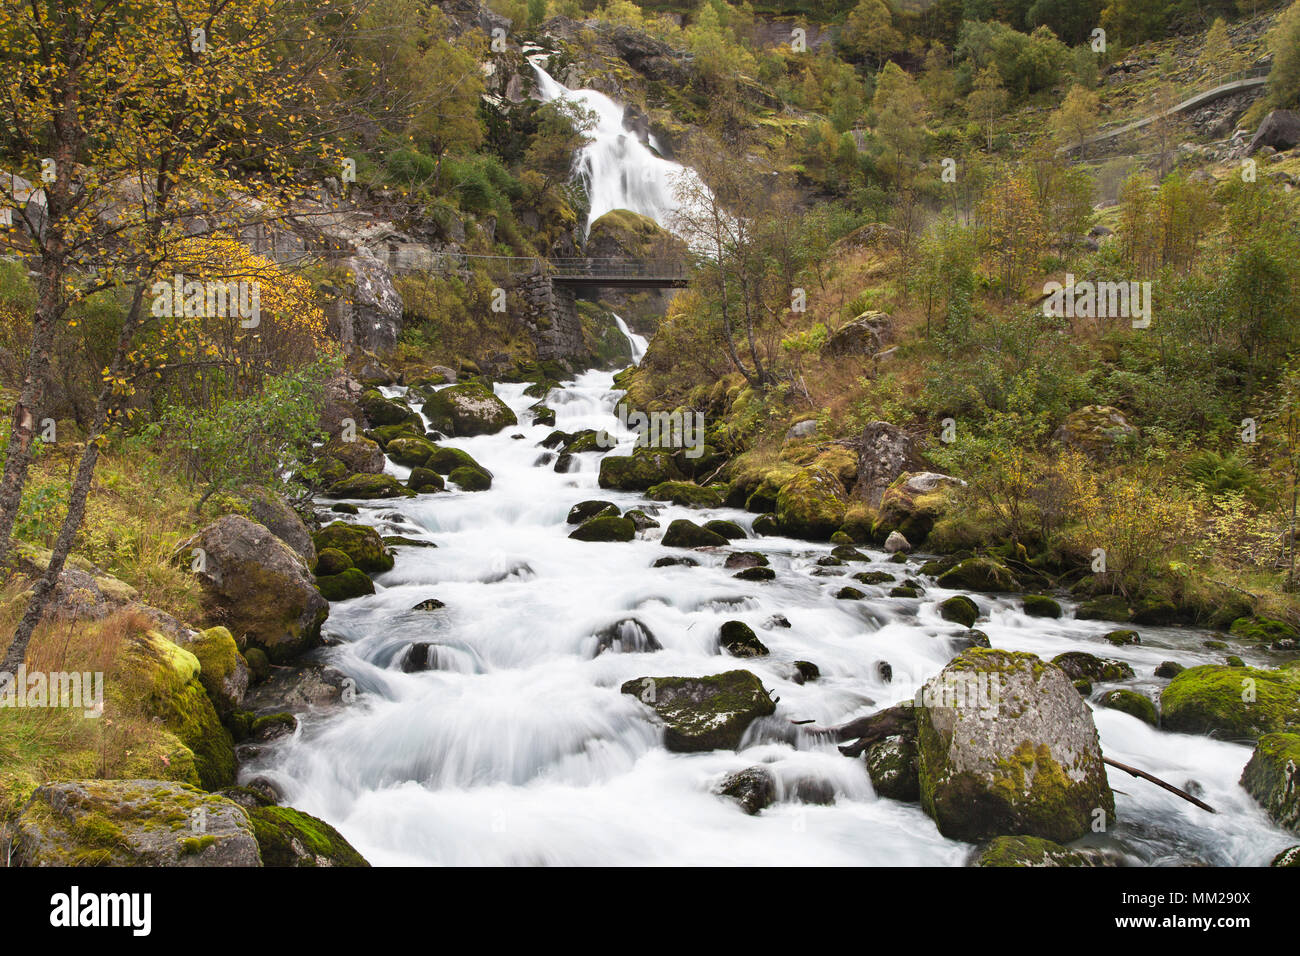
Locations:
248;371;1296;866
530;60;709;236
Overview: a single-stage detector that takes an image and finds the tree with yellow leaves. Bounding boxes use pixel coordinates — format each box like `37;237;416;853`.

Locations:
0;0;361;674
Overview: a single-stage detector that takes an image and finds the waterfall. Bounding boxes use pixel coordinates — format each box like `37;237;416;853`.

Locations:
530;59;707;236
612;313;648;365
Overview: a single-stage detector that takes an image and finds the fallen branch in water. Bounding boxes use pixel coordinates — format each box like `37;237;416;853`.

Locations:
1102;756;1216;813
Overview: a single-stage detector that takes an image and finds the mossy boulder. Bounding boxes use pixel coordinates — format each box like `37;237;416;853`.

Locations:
752;513;779;536
662;519;729;548
866;735;920;802
838;586;866;600
326;473;417;499
116;632;237;790
1022;595;1062;618
625;509;660;531
1161;663;1300;740
359;389;419;428
1103;629;1140;646
237;485;316;565
567;500;619;524
704;519;746;539
368;422;425;448
312;522;393;574
1240;733;1300;833
10;780;261;867
1273;845;1300;867
186;626;248;721
385;435;439;467
1051;652;1135;683
222;789;368;867
716;766;775;815
569;515;636;542
1097;689;1158;726
719;620;768;657
448;465;492;491
598;446;685;491
1075;595;1132;622
176;515;328;665
872;472;955;545
775;466;847;541
421;381;517;436
423;445;488;476
971;835;1105;867
854;570;895;585
1053;405;1137;457
937;557;1020;593
939;595;979;628
316;568;375;601
406;467;445;493
734;566;775;581
646;480;723;508
321;434;385;474
916;648;1114;843
1230;616;1300;645
620;670;776;752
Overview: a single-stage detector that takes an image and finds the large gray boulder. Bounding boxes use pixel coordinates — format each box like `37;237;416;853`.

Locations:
853;421;924;507
175;515;328;663
1240;733;1300;833
238;485;315;565
11;780;261;866
917;648;1114;843
328;249;403;352
1248;110;1300;156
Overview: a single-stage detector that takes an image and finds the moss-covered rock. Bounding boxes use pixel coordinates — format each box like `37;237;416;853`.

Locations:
971;835;1104;867
359;389;419;428
422;381;517;436
775;466;847;541
719;620;768;657
425;445;489;476
837;586;866;600
449;465;492;491
175;515;327;665
1053;405;1137;457
1051;651;1135;683
312;522;393;574
1154;660;1185;678
1230;616;1300;645
871;473;955;546
752;513;779;536
116;632;237;790
939;595;980;628
853;570;895;585
186;626;248;721
716;766;775;815
11;780;260;866
569;515;636;542
1022;595;1062;618
368;422;424;448
1075;595;1132;622
598;446;685;491
326;473;417;499
704;519;746;539
937;557;1020;593
321;434;386;474
866;734;920;802
1097;689;1158;726
625;509;660;531
314;547;354;576
1103;629;1140;646
1273;845;1300;866
385;436;439;467
241;800;369;867
316;568;375;601
620;670;776;752
406;467;445;493
646;480;723;508
567;500;620;524
662;519;729;548
890;585;920;598
1161;663;1300;739
1240;733;1300;833
916;648;1114;843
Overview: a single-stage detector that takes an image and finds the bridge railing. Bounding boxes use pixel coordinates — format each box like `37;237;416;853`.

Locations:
425;251;689;281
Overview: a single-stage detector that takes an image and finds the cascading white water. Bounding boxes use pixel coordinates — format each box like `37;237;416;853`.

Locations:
252;374;1296;866
612;313;648;364
531;60;708;235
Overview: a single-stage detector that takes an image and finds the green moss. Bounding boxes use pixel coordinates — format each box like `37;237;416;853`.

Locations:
312;522;393;573
422;381;517;437
385;436;439;466
314;547;354;576
598;446;684;491
662;519;729;548
248;805;369;867
1240;733;1300;833
646;481;723;508
619;670;775;752
425;445;487;476
1022;595;1062;618
1230;616;1300;644
939;595;979;628
448;465;492;491
937;558;1020;593
719;621;768;657
1098;689;1158;725
316;567;375;601
1103;629;1140;646
326;473;417;499
972;835;1095;867
1161;665;1300;739
568;515;636;542
704;519;746;539
775;467;846;541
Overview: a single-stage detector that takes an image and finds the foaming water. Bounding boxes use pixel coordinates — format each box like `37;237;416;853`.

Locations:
252;371;1296;866
530;61;710;235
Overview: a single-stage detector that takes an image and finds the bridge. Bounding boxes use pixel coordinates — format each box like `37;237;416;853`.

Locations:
1060;66;1269;157
428;252;690;289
